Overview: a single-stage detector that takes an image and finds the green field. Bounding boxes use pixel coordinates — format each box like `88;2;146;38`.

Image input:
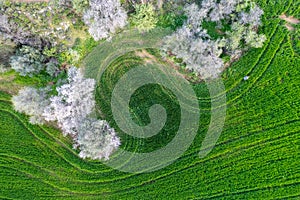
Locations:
0;0;300;199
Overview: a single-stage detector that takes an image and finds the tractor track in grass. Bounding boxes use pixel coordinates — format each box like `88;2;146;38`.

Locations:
0;107;136;178
104;129;299;196
1;99;298;196
0;165;83;195
0;108;101;174
199;24;287;110
2;55;300;189
276;193;300;199
1;92;294;194
1;0;299;198
202;180;300;199
198;0;296;103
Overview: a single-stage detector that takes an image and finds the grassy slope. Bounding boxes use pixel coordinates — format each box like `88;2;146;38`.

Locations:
0;0;300;199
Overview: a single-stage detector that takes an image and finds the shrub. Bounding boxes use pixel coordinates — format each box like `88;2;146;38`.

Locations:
71;0;89;14
130;3;158;33
157;13;187;30
0;64;10;73
45;59;60;77
10;46;45;77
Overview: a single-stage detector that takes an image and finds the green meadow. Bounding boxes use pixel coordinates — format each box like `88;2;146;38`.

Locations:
0;0;299;199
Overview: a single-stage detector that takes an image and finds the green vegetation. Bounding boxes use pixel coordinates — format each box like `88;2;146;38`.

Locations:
157;12;187;30
0;44;15;72
96;50;181;153
130;3;158;32
0;0;299;199
0;0;84;49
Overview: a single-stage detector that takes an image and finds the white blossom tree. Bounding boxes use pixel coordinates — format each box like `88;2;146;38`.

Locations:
184;3;207;29
12;87;50;125
12;66;121;160
244;29;267;48
161;0;266;79
225;22;245;53
83;0;128;41
43;67;96;136
162;25;225;79
206;0;238;22
239;5;264;27
77;118;121;160
42;67;121;160
0;13;44;49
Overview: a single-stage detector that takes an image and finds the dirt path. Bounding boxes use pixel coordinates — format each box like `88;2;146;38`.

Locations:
135;49;187;80
279;14;300;31
279;14;300;24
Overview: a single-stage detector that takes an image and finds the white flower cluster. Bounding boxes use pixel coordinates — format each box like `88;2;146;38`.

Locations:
83;0;128;41
12;67;120;160
162;0;266;79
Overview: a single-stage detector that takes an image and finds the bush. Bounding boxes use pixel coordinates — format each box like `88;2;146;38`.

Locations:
45;60;60;77
0;64;10;73
157;13;187;30
130;3;158;33
71;0;89;14
10;46;45;77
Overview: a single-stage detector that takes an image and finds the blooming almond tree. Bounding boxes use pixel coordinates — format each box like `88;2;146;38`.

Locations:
83;0;128;41
41;66;121;160
162;0;266;79
43;67;96;136
162;25;225;79
77;118;121;160
12;87;50;125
